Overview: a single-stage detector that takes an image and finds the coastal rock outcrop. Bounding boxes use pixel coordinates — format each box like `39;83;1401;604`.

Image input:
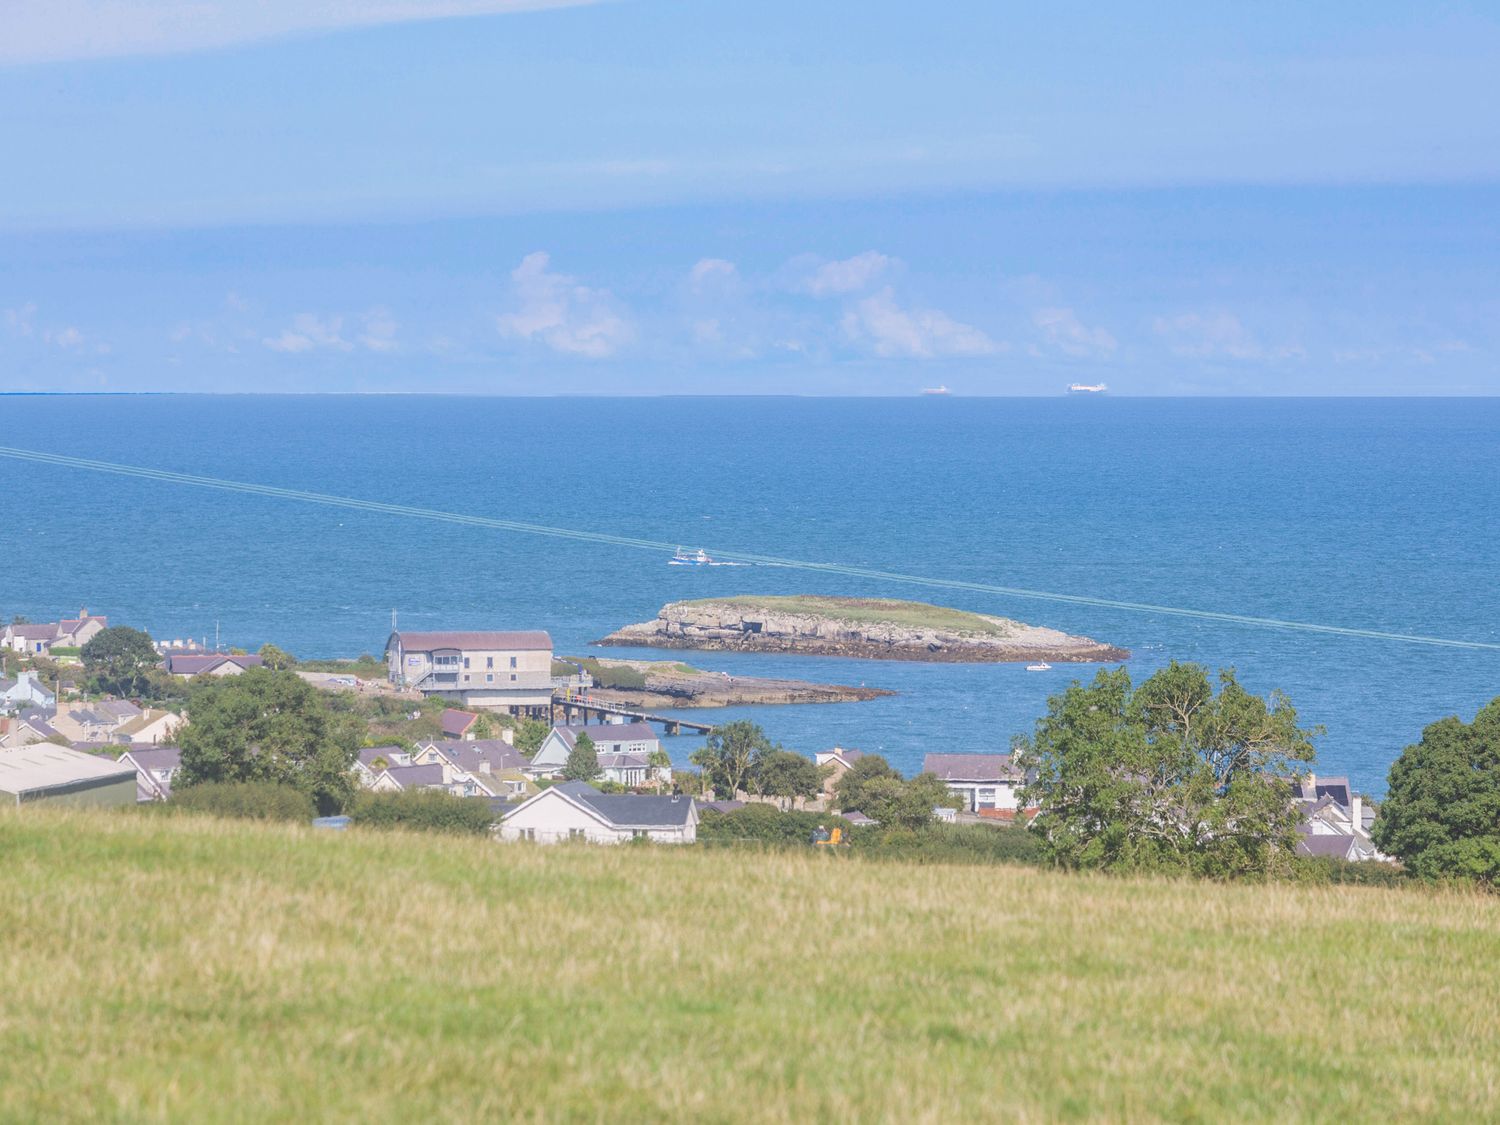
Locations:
597;597;1129;664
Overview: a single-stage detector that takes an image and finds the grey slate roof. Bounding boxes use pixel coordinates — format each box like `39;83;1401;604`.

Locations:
553;722;659;749
358;746;408;769
440;710;480;736
422;739;528;773
1296;834;1358;859
922;753;1024;783
383;764;447;789
393;630;552;652
545;780;694;828
121;746;182;771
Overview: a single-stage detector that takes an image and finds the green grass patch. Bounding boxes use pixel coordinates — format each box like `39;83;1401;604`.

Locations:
298;656;387;679
694;595;1020;634
2;810;1498;1120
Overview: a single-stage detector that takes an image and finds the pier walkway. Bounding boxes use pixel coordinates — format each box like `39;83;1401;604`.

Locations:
552;692;714;737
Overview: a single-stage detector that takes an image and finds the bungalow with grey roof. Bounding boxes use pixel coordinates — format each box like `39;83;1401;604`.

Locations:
499;781;698;845
2;610;108;655
922;752;1029;813
439;709;482;740
167;652;264;678
351;746;412;787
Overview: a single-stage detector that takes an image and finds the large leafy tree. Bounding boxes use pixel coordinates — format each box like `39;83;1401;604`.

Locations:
514;718;549;757
562;731;601;782
831;754;903;814
859;773;959;830
1373;699;1500;883
257;643;297;671
177;668;360;814
691;720;771;799
751;749;825;809
81;626;162;697
1020;662;1317;876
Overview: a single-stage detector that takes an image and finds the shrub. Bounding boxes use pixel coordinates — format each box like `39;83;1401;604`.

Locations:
850;823;1045;867
1289;857;1411;888
577;658;648;691
351;790;496;835
698;804;844;847
168;782;315;822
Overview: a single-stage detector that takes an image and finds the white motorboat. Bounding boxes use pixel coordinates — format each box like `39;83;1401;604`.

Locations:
1026;662;1052;672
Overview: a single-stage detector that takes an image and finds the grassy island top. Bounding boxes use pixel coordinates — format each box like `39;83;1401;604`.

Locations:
682;595;1022;634
3;810;1497;1120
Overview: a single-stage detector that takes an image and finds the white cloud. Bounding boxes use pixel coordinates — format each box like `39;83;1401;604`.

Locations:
358;307;399;352
46;326;85;350
263;313;352;354
497;251;634;358
3;303;38;337
689;258;739;295
801;251;893;296
1033;307;1117;358
1;1;606;66
1153;311;1303;361
840;287;1000;358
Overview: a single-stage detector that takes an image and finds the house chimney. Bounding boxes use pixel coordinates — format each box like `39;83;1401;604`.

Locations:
478;760;491;775
1351;795;1363;835
501;727;514;746
1303;770;1316;798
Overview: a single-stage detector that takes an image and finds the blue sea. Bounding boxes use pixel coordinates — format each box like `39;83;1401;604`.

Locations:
3;394;1497;795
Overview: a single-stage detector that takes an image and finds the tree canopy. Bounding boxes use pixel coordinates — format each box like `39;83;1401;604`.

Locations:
831;754;902;814
1020;663;1317;876
750;749;825;809
859;773;958;830
1373;698;1500;884
514;718;549;757
257;643;297;671
80;626;160;696
691;720;770;799
562;731;601;782
177;668;360;814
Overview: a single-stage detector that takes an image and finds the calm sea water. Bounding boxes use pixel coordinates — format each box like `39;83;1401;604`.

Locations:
3;394;1497;794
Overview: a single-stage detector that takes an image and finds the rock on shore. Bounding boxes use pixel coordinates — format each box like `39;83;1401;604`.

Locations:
597;597;1129;664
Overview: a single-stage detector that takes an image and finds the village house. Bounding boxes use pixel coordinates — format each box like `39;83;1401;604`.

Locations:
117;745;183;802
411;739;536;800
499;781;698;845
385;630;553;716
351;746;412;788
1292;772;1389;863
370;761;498;800
2;610;108;656
112;709;184;746
814;747;865;795
439;709;482;740
48;700;145;745
0;708;62;749
166;653;265;678
530;722;668;786
0;671;57;713
922;752;1028;813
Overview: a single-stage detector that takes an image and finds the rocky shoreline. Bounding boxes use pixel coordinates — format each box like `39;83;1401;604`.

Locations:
574;656;892;708
598;598;1129;664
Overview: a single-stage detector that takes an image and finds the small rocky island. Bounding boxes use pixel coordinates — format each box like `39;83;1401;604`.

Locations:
597;596;1129;664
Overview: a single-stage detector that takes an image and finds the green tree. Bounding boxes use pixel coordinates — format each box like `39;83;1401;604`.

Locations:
751;748;824;809
257;643;297;671
562;731;601;782
1373;699;1500;883
691;720;771;799
81;626;161;697
515;718;549;756
177;668;360;814
1020;662;1317;876
647;748;673;792
831;753;903;814
858;773;958;829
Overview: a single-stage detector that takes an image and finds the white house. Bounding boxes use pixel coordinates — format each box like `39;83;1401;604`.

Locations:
371;761;498;800
166;653;264;678
922;753;1027;812
1293;773;1390;863
0;671;56;713
352;746;412;787
531;722;666;785
499;781;697;845
117;745;182;802
814;747;865;796
385;629;553;716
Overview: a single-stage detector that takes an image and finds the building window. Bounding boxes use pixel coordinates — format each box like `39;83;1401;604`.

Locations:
521;827;535;841
568;828;586;840
487;657;494;669
486;673;493;683
509;656;517;669
631;829;647;840
463;657;470;669
510;673;517;682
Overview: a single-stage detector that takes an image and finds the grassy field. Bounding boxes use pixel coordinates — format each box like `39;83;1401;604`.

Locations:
701;595;1021;634
2;811;1498;1121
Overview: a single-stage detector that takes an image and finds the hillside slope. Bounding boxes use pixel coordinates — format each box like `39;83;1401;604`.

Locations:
2;811;1497;1121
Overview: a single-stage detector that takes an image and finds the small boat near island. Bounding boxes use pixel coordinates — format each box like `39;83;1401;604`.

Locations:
1026;662;1053;672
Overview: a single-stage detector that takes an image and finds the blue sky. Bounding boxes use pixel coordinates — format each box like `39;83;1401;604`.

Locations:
2;0;1497;394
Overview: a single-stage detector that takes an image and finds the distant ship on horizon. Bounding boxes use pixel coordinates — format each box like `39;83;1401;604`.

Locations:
1067;383;1108;395
921;385;952;396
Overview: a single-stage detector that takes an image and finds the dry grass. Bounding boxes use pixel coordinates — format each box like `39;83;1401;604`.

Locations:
705;595;1021;635
2;809;1498;1122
